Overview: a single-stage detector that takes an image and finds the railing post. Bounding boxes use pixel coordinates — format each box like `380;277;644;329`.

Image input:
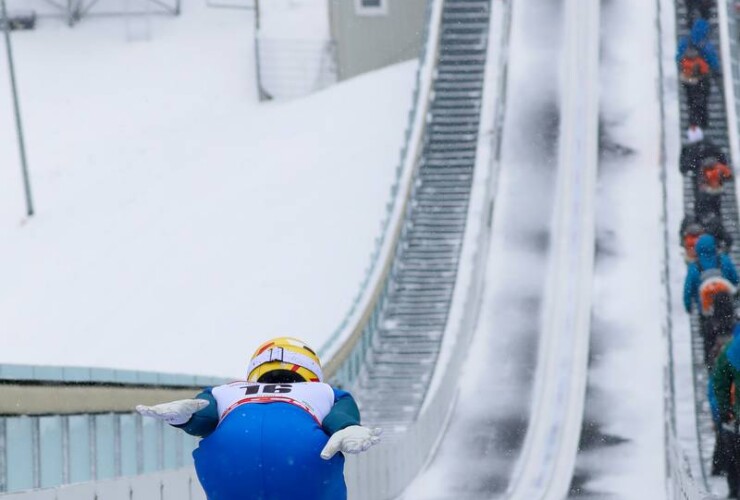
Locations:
31;417;40;489
0;417;6;493
1;0;35;217
89;414;97;480
61;415;71;485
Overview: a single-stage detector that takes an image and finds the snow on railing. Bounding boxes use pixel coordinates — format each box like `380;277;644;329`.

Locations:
665;403;720;499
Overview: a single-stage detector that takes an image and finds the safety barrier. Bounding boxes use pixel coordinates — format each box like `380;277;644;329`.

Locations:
0;366;227;496
0;468;204;500
0;363;225;387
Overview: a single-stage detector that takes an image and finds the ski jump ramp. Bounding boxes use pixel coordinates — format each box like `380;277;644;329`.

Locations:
3;0;728;497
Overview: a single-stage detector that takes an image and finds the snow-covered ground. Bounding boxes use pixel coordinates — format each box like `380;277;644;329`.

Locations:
0;0;416;377
567;0;666;496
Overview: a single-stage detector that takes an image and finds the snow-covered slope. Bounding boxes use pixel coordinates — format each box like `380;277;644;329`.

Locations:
0;0;416;377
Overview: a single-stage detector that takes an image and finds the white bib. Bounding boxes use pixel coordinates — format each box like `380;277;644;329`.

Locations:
211;381;335;425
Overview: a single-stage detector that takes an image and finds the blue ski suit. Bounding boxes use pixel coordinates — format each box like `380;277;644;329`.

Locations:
683;234;739;313
676;19;721;73
174;382;361;500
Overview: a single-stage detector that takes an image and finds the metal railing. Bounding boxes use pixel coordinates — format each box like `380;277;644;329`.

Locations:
0;366;227;495
0;363;226;387
5;0;181;26
0;413;197;494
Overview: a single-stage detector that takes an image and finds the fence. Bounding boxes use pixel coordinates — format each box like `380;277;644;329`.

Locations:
4;0;180;26
0;364;226;495
0;413;198;494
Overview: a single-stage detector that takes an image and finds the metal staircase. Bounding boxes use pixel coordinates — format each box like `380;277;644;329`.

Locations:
351;0;492;432
675;0;740;485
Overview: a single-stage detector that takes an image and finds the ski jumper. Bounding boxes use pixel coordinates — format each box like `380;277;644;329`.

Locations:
175;381;361;500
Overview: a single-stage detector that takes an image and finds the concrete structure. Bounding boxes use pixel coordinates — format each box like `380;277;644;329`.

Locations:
328;0;427;80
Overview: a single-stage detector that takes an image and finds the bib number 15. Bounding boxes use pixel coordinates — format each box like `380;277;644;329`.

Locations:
241;384;293;395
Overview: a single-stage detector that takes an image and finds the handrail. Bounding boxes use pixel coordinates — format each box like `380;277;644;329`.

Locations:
0;384;202;415
319;0;444;381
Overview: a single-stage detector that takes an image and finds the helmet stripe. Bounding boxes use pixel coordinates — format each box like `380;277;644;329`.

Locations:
256;342;276;355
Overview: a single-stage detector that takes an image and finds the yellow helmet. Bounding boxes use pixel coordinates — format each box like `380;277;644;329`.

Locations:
247;337;323;383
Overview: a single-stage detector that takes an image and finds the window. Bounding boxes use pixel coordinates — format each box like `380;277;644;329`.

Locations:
355;0;387;16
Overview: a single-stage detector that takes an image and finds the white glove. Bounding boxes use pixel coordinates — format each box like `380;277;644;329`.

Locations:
320;425;382;460
136;399;210;425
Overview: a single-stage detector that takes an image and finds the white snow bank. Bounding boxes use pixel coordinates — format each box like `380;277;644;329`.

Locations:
0;1;417;378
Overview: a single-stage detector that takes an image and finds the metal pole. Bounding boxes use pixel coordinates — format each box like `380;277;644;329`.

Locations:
254;0;271;101
1;0;35;217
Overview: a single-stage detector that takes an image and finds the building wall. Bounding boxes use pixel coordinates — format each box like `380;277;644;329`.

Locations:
329;0;427;80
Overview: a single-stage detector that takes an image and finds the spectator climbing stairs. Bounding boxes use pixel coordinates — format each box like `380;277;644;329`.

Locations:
675;0;740;489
